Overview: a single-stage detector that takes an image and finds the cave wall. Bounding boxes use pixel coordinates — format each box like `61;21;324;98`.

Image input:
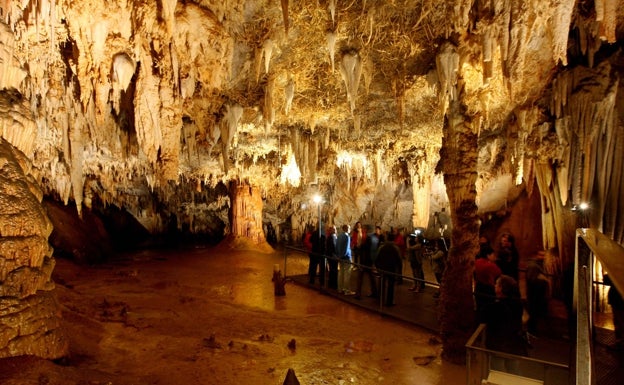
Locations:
0;138;68;359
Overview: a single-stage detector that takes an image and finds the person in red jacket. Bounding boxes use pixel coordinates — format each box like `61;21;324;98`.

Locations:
350;221;366;266
474;245;502;323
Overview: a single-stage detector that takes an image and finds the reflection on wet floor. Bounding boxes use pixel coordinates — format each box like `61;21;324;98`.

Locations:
279;247;624;385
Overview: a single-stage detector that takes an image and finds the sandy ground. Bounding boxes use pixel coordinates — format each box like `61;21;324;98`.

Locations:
0;245;465;385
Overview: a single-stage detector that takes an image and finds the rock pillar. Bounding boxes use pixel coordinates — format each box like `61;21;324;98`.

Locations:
436;44;479;364
0;138;68;359
225;180;273;253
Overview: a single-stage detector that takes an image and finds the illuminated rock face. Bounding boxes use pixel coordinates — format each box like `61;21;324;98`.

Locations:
0;0;623;361
0;138;68;359
0;0;620;242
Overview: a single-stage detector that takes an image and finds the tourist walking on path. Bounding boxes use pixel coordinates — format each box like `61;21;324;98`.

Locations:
375;233;403;306
325;225;339;290
355;225;381;299
406;231;425;292
337;224;354;295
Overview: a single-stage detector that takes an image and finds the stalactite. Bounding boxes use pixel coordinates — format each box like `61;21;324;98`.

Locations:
452;0;472;32
409;158;433;229
262;39;274;75
435;43;459;116
498;0;511;62
303;135;309;181
284;77;294;115
329;0;336;25
535;163;557;251
324;126;330;149
69;122;85;216
604;127;624;242
353;114;361;138
281;0;289;33
219;103;243;173
310;136;319;183
223;103;243;149
0;95;37;156
326;31;336;72
49;0;56;57
596;0;617;43
280;145;301;187
551;0;575;65
339;51;362;115
180;70;196;99
374;149;382;185
264;77;275;134
254;46;263;83
576;20;602;68
513;108;539;186
0;22;27;90
161;0;178;35
481;24;496;83
111;52;136;113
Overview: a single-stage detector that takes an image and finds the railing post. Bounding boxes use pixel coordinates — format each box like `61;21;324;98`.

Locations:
283;245;288;277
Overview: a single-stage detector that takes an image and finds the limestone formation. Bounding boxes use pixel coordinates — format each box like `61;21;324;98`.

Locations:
0;138;68;359
0;0;623;363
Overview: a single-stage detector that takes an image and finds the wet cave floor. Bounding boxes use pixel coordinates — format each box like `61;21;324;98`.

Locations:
0;245;465;385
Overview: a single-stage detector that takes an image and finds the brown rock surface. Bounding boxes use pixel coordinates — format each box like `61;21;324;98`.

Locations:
1;248;464;385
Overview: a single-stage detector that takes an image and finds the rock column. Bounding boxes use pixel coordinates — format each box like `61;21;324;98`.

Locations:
0;138;68;359
436;43;480;364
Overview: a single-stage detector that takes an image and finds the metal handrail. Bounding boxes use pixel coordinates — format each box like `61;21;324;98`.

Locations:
466;323;569;385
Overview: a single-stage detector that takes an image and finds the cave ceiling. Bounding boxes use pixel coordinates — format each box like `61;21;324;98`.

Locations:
1;0;623;233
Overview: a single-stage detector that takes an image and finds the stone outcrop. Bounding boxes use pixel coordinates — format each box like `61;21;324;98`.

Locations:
0;0;623;363
0;138;68;359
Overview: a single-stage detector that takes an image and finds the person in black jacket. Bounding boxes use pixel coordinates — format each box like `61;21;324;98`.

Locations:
325;225;339;290
375;233;403;306
308;227;326;285
483;274;528;374
604;274;624;350
354;225;381;299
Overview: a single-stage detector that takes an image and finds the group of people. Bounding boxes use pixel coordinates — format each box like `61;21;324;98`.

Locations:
474;233;522;322
304;223;448;307
472;233;530;373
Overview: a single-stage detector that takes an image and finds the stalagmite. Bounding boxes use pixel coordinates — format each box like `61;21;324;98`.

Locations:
227;181;272;250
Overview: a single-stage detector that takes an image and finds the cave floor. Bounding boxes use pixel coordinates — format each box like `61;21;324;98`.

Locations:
0;245;465;385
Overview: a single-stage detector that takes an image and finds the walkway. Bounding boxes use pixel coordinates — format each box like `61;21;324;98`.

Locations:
286;256;624;385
